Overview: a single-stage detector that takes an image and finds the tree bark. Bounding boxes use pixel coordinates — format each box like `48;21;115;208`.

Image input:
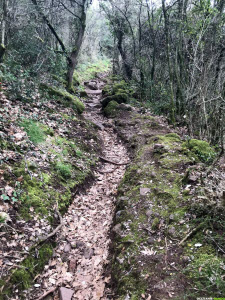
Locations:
30;0;88;91
117;29;132;80
1;0;8;62
67;3;87;90
162;0;176;124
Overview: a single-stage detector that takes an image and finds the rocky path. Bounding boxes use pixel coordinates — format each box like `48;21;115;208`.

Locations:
31;79;129;300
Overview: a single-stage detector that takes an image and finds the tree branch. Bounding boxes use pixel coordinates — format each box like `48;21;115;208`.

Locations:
30;0;67;55
59;1;82;22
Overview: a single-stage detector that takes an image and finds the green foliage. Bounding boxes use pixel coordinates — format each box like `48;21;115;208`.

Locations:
55;163;72;179
74;59;111;83
11;244;53;290
185;253;225;294
183;139;216;163
20;119;46;144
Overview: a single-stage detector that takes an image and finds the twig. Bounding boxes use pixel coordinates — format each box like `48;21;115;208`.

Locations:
0;223;18;234
206;233;225;254
0;209;62;294
178;223;205;246
99;156;129;166
37;208;63;244
37;287;58;300
98;166;119;174
165;237;168;266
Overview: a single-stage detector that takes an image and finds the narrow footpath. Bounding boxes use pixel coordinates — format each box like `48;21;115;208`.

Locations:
32;78;129;300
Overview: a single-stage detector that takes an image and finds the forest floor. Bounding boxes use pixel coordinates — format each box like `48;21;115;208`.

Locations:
0;73;224;300
28;77;130;300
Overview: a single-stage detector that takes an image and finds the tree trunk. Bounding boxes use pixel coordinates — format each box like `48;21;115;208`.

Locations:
1;0;8;62
67;7;86;91
117;30;132;80
162;0;176;125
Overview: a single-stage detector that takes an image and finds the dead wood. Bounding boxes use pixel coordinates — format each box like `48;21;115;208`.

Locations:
37;287;58;300
99;156;129;166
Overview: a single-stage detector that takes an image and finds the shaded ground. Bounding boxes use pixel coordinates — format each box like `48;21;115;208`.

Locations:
1;74;224;300
0;81;101;299
23;78;129;300
105;100;225;300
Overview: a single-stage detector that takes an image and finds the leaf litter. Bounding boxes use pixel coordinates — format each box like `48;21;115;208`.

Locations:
25;80;129;299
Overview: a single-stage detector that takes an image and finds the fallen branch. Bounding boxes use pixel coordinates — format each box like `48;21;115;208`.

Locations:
37;287;58;300
178;223;205;246
98;166;119;174
206;233;225;254
37;208;63;244
99;156;129;166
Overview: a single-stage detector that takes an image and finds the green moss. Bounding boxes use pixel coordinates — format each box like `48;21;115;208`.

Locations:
183;139;216;163
20;119;46;144
55;162;72;179
112;80;129;94
185;252;225;295
71;97;85;114
104;100;119;117
152;217;160;230
154;133;181;146
160;152;191;168
20;176;49;217
165;133;181;141
11;243;53;290
40;84;85;114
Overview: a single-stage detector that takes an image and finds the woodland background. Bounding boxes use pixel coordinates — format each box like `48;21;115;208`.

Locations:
1;0;225;147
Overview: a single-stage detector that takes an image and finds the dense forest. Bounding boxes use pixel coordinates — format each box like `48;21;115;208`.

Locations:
0;0;225;299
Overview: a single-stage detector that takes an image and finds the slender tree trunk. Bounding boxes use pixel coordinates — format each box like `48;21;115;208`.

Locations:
162;0;176;124
117;30;132;80
0;0;8;62
30;0;88;91
67;6;87;90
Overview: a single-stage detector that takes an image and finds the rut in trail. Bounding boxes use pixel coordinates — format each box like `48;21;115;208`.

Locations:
33;77;129;300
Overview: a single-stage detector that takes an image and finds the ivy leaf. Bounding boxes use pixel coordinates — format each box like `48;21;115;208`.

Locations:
12;197;18;203
2;194;10;201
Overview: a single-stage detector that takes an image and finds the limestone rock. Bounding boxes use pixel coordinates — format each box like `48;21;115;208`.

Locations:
140;187;151;196
59;287;74;300
64;243;71;253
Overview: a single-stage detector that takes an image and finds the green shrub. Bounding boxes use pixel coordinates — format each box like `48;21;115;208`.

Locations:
185;254;225;294
183;139;216;163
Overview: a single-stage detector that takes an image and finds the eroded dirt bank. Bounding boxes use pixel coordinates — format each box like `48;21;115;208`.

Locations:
104;98;225;299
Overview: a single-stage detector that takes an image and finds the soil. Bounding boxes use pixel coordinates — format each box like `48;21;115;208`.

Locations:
26;77;129;300
1;75;224;300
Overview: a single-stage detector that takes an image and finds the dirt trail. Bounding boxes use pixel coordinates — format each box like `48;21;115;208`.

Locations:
32;78;129;300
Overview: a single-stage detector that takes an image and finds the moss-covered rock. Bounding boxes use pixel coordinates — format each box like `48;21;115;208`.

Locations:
40;84;85;114
104;101;119;117
101;93;128;108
